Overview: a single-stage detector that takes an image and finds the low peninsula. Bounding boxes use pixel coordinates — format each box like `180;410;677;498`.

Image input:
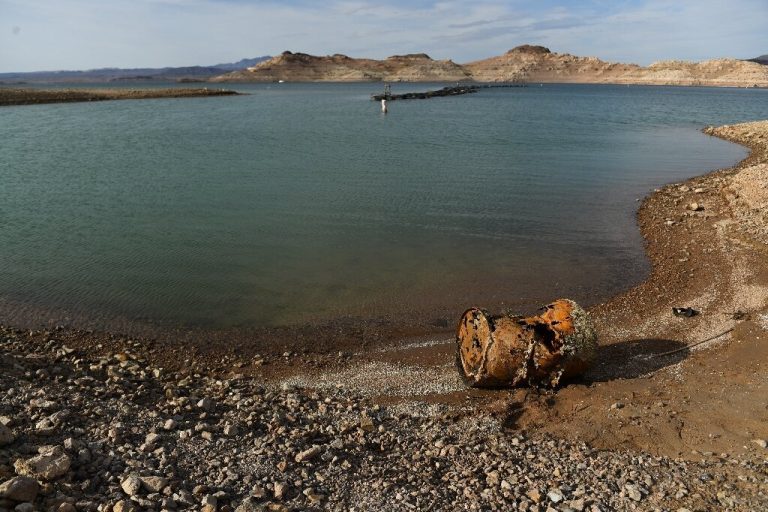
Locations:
0;87;240;107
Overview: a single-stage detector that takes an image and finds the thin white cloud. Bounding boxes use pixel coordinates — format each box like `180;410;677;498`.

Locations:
0;0;765;72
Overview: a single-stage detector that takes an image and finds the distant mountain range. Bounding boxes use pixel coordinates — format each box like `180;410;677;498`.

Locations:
0;57;271;84
3;50;766;86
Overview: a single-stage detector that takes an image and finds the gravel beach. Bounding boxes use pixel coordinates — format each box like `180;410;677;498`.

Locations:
2;120;768;511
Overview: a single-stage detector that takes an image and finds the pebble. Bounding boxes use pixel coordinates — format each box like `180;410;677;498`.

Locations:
274;482;288;499
120;475;142;496
198;397;215;411
140;475;168;493
548;490;564;503
295;445;322;463
0;423;15;445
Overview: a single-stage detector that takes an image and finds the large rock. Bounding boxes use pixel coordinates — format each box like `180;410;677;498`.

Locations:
13;447;71;481
0;476;40;502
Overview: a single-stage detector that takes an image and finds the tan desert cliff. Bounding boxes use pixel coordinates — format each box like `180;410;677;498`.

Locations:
210;51;470;83
210;46;768;88
466;45;768;87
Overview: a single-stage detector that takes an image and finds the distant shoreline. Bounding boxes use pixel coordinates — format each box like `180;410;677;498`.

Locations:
0;87;241;106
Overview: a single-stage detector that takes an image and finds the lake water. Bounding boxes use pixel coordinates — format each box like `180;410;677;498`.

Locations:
1;83;766;337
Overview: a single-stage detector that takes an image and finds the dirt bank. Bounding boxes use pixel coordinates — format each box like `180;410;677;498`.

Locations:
0;88;240;106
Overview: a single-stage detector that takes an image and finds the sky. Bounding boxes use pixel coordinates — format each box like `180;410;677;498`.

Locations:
1;0;766;72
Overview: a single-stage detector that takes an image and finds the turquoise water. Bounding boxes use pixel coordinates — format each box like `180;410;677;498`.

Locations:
0;83;764;333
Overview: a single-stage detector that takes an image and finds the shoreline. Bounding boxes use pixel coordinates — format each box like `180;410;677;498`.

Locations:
2;121;768;510
0;87;241;107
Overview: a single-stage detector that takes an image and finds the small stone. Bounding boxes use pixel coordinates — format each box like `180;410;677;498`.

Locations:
548;490;564;503
274;482;287;500
236;497;263;512
121;475;142;496
14;503;34;512
201;494;217;512
140;476;169;493
224;425;238;437
687;202;703;211
295;445;321;463
527;490;541;503
610;402;624;410
57;504;77;512
0;476;40;502
198;398;215;411
694;188;705;193
568;498;586;511
625;484;642;502
145;433;161;446
0;424;15;445
113;500;139;512
164;419;178;431
359;415;375;432
306;493;323;504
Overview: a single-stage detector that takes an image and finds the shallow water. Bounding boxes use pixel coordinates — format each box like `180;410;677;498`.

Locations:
0;83;765;332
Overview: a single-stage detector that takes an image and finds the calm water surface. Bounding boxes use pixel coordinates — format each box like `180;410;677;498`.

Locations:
1;83;766;333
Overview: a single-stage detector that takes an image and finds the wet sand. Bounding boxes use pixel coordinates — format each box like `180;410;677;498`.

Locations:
0;87;240;106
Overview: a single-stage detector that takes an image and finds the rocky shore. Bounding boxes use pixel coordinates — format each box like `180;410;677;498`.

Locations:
2;120;768;511
2;325;767;512
0;88;240;107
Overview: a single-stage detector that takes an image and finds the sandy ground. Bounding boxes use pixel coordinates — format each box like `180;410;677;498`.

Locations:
0;88;239;106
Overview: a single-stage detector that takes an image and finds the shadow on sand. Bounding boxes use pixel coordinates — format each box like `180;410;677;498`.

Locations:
580;338;690;383
502;338;691;430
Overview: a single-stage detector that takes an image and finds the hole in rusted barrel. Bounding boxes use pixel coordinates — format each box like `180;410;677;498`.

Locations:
456;299;597;388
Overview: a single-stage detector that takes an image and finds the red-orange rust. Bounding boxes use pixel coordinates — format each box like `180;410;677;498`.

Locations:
456;299;597;388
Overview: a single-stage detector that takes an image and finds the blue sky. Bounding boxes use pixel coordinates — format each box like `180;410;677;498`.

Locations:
1;0;766;72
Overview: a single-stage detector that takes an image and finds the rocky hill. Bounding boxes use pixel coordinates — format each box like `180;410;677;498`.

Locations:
465;46;768;87
210;46;768;87
209;51;470;82
463;45;640;83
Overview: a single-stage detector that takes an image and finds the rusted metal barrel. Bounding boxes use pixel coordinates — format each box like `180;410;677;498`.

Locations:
456;299;597;388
